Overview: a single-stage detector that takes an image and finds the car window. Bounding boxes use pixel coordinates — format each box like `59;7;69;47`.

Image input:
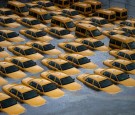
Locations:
18;61;23;68
85;78;93;84
55;77;61;85
73;58;79;64
65;44;72;49
26;30;31;35
82;40;89;45
37;84;43;92
112;62;121;68
49;61;56;67
72;46;77;52
12;59;18;65
111;74;118;81
0;67;6;73
48;74;55;81
93;81;100;88
66;56;73;61
17;92;23;100
32;43;39;48
55;63;61;70
14;47;20;52
125;54;131;60
121;64;127;70
118;52;125;57
29;81;37;88
10;88;17;95
103;71;111;78
19;49;25;55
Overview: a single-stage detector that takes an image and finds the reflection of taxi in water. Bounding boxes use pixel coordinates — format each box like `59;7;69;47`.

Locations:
0;92;25;115
58;53;97;69
26;41;61;55
44;26;75;39
0;29;24;42
8;44;44;60
41;58;80;75
0;16;20;28
22;77;64;98
58;42;94;56
41;71;82;91
77;73;121;94
75;38;110;51
103;59;135;74
94;68;135;87
2;84;46;107
20;28;53;42
0;61;26;79
109;49;135;62
5;56;44;74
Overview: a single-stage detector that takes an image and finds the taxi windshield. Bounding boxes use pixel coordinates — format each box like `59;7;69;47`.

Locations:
1;98;17;108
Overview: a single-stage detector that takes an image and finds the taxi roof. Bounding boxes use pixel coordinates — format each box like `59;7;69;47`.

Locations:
48;71;68;79
49;58;67;64
97;9;116;15
111;34;135;43
86;74;106;82
76;23;97;30
30;8;48;14
49;26;66;31
118;49;135;55
0;16;12;19
0;29;14;33
91;16;106;20
11;56;31;62
23;17;37;21
26;28;41;32
0;92;10;101
26;3;38;6
31;41;49;46
73;2;91;8
109;7;127;12
114;59;132;65
0;61;14;68
63;8;77;12
13;84;32;93
15;45;31;50
53;15;72;22
84;0;101;5
32;78;51;85
122;26;135;30
66;53;84;59
66;42;82;47
104;68;123;75
80;38;99;42
8;1;26;7
0;8;11;11
111;30;125;34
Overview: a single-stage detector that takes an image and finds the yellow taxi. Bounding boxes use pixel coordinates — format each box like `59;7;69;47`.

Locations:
0;36;12;47
119;19;135;27
94;68;135;87
16;17;47;29
102;29;130;37
22;77;64;98
0;29;25;42
58;53;97;69
2;84;46;107
85;17;114;28
7;44;44;60
103;59;135;74
19;28;53;42
75;38;110;51
0;92;25;115
75;23;105;39
0;16;20;28
58;42;94;56
0;47;10;58
0;77;8;86
41;71;82;91
77;73;121;94
62;8;85;20
41;58;80;75
109;49;135;62
44;27;75;39
0;61;26;79
26;41;61;55
118;26;135;37
5;56;44;74
0;8;20;20
34;1;61;11
25;3;39;9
